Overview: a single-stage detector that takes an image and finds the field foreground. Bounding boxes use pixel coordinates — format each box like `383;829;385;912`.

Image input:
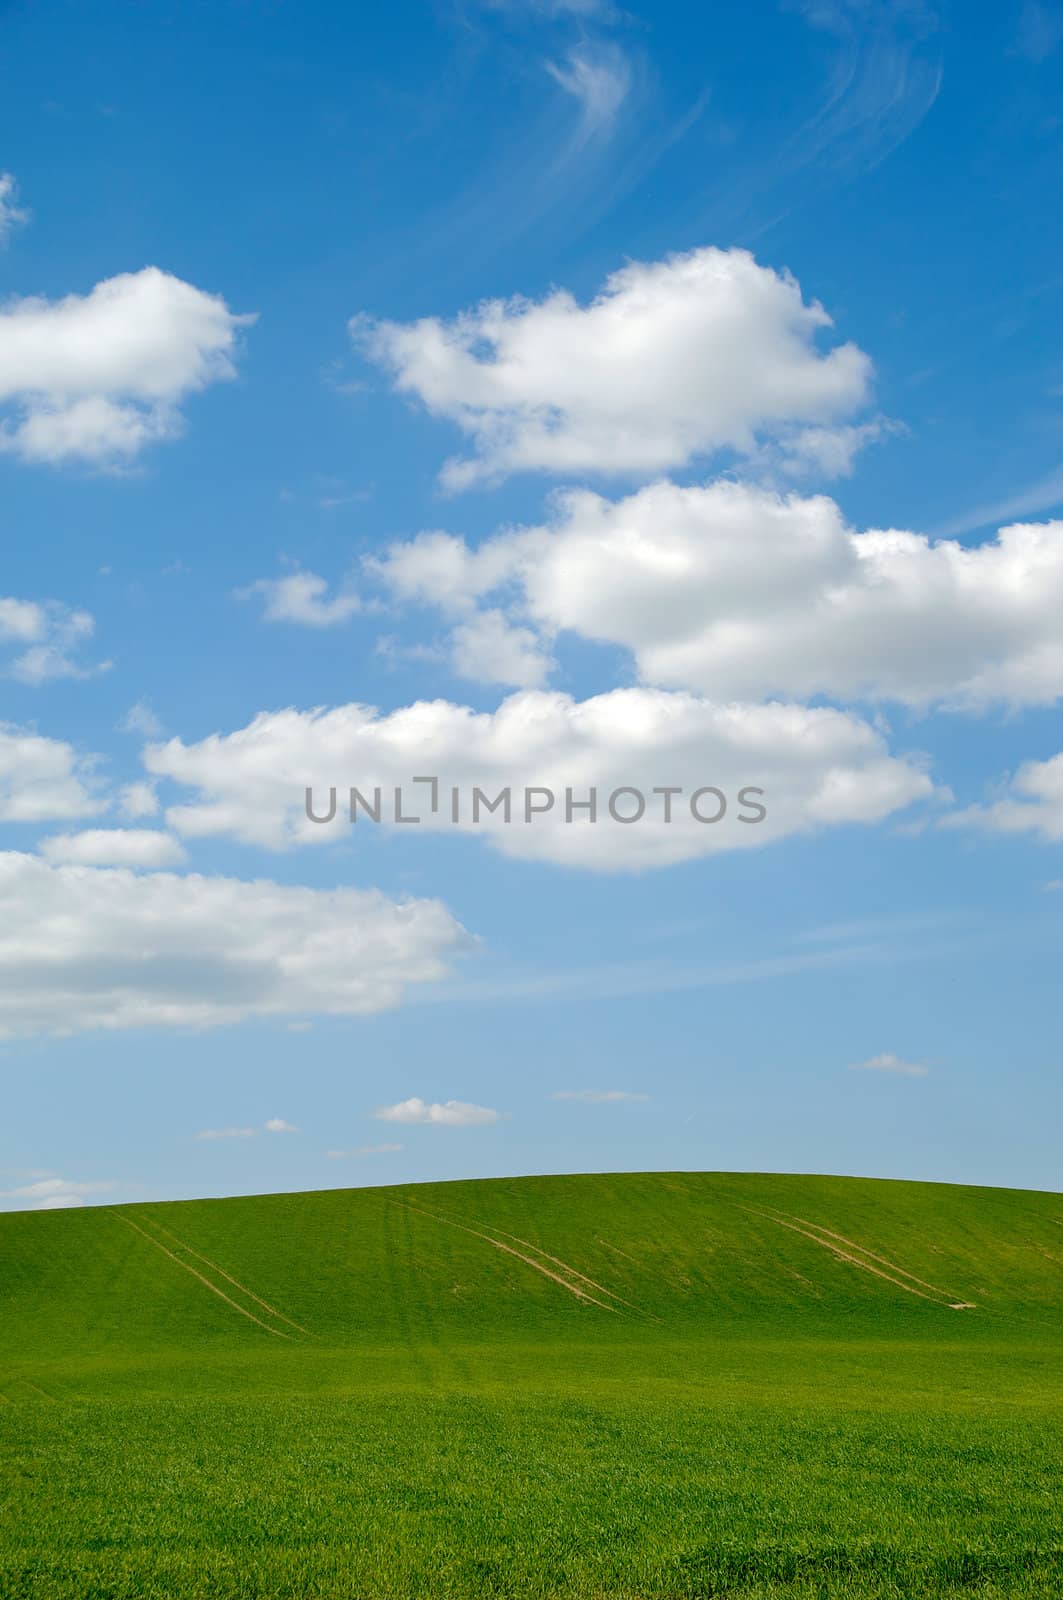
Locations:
1;1170;1061;1597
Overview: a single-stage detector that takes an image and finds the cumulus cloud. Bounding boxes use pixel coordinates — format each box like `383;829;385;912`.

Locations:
118;781;160;819
0;172;28;246
264;1118;300;1133
353;246;872;489
374;1097;501;1126
373;488;1063;709
449;609;554;687
144;689;933;871
551;1089;649;1101
0;854;468;1037
0;726;104;822
0;595;107;683
946;752;1063;842
0;267;253;467
39;829;187;868
849;1052;929;1078
241;571;364;627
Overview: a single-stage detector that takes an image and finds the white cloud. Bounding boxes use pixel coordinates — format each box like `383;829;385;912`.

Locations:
0;267;253;467
197;1118;300;1139
551;1089;649;1101
450;609;554;687
0;854;469;1037
374;1097;501;1126
374;488;1063;709
144;689;934;871
0;173;28;247
118;781;160;819
0;726;104;822
242;571;363;627
39;829;187;868
849;1052;928;1078
0;595;106;683
545;43;631;136
946;752;1063;842
353;246;872;488
119;701;165;738
326;1142;403;1157
0;1176;117;1211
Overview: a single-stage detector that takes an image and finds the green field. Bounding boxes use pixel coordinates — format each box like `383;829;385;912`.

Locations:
1;1171;1061;1597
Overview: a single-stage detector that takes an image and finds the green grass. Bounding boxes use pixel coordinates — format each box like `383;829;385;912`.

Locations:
2;1171;1062;1596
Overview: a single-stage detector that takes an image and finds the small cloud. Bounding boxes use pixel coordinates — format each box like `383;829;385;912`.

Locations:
119;700;165;738
286;1020;314;1033
39;828;186;869
264;1118;300;1134
848;1052;929;1079
374;1097;501;1127
326;1142;404;1158
551;1089;649;1102
0;172;29;247
0;1176;116;1211
239;571;363;628
1045;880;1063;892
118;781;160;820
1;596;105;684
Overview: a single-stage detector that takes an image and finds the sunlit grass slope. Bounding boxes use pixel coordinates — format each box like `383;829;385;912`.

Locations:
2;1172;1062;1597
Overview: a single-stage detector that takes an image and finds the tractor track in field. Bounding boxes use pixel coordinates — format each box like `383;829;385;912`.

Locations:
388;1199;623;1314
788;1216;950;1296
137;1215;314;1336
464;1220;640;1311
737;1205;975;1309
119;1215;298;1339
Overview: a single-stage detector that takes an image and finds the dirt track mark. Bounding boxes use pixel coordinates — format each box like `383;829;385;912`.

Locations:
738;1206;967;1307
390;1201;621;1314
120;1216;295;1339
469;1221;638;1309
138;1215;313;1336
598;1238;639;1264
787;1215;950;1296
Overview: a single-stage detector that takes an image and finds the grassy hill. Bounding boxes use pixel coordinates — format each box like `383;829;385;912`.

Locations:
2;1171;1062;1596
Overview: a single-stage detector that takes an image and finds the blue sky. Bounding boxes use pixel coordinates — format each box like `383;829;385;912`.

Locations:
2;0;1062;1211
